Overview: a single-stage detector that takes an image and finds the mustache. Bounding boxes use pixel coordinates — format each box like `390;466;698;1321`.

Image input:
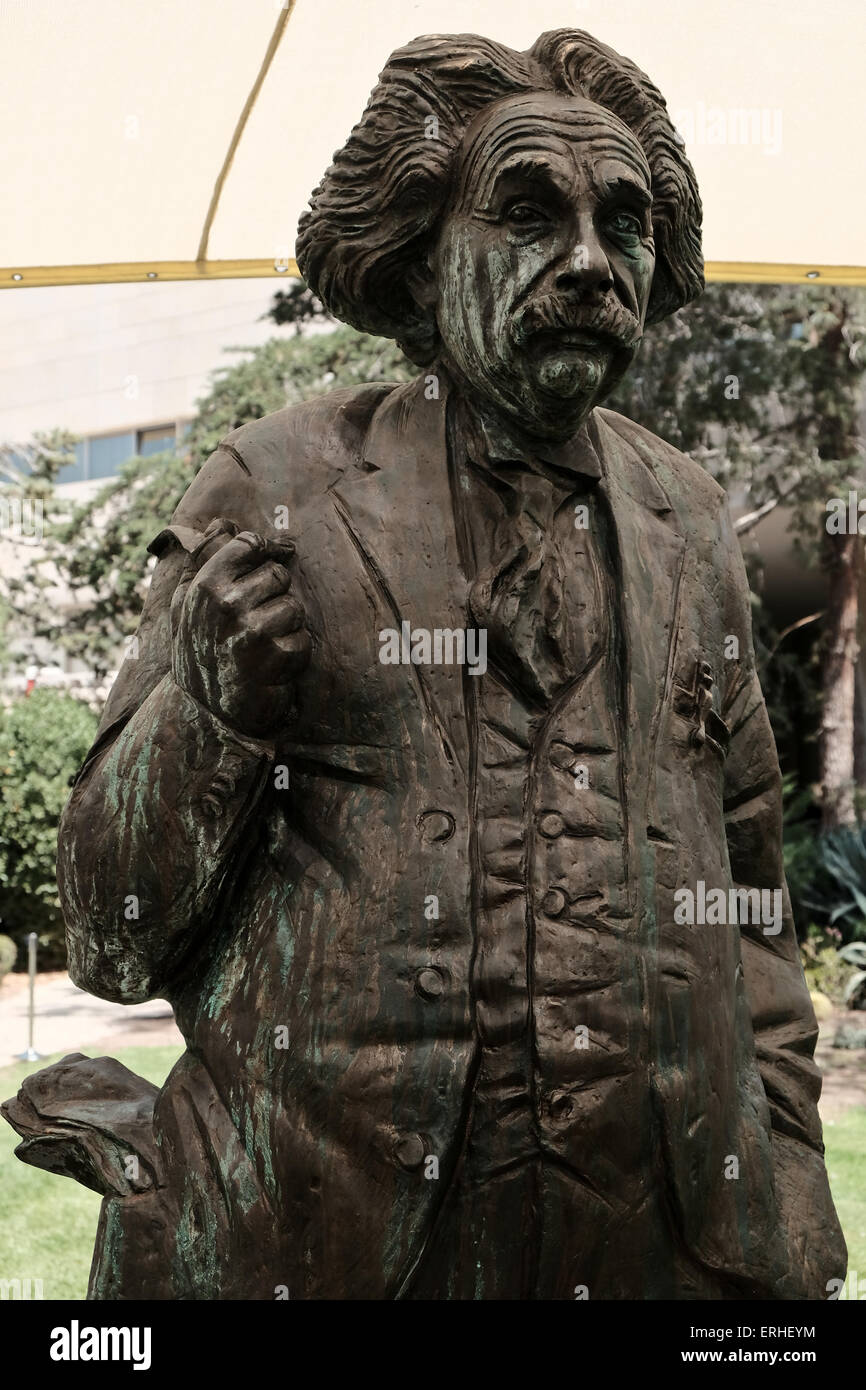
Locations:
510;293;643;351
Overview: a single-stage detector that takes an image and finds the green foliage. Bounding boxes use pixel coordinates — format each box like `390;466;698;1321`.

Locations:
781;777;823;936
805;824;866;942
609;283;866;547
0;690;97;967
609;282;865;833
0;932;17;980
0;600;11;679
821;830;866;923
801;925;855;1004
0;427;78;497
188;325;412;465
263;281;329;333
0;429;79;675
838;942;866;1009
749;587;822;768
18;447;194;678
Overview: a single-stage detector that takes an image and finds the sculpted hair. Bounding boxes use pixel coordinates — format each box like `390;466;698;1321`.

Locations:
296;29;704;365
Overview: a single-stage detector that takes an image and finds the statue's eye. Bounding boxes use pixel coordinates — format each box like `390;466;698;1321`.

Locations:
606;210;644;240
505;202;548;227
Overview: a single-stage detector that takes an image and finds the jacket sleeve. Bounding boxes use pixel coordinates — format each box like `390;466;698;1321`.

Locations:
719;503;846;1292
58;445;274;1004
722;668;821;1150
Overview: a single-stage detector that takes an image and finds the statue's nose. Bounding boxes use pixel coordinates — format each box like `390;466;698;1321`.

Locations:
555;234;614;296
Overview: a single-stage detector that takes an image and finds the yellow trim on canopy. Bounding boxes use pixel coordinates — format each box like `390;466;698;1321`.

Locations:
0;260;301;288
704;263;866;287
1;261;864;291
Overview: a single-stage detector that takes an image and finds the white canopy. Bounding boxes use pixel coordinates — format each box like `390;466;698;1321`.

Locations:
1;0;863;291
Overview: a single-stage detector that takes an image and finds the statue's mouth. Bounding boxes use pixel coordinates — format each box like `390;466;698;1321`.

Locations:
555;329;608;349
532;326;613;355
513;295;640;355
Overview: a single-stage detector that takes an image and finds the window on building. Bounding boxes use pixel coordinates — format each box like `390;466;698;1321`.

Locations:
136;425;176;457
88;431;137;479
54;424;181;485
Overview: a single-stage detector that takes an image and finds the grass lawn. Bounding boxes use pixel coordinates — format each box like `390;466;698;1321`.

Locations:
1;1044;863;1300
823;1106;866;1292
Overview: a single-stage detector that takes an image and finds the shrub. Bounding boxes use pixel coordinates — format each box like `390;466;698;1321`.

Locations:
0;689;97;968
838;943;866;1010
0;932;16;982
801;926;859;1006
804;824;866;944
781;777;822;938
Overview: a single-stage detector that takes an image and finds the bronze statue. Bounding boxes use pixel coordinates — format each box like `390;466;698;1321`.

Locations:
3;29;845;1300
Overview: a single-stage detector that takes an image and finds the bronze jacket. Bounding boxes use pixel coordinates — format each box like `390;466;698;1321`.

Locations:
52;374;844;1299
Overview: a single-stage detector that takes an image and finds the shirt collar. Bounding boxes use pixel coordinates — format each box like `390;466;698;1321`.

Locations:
448;373;603;485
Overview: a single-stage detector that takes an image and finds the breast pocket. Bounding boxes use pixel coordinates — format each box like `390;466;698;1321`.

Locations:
671;655;731;761
650;653;735;909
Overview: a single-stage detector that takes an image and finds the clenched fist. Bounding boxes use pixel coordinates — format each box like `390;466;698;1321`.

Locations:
171;518;312;739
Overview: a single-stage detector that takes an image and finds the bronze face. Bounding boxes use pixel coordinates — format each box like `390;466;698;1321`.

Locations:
431;92;656;441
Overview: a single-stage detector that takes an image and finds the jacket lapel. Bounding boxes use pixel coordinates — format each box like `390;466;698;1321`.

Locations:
331;377;471;776
589;409;688;815
332;379;687;792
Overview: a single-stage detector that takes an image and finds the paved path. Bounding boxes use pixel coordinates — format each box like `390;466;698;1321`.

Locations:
0;971;182;1062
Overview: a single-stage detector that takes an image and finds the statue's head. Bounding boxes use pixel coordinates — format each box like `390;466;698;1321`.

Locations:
297;30;703;440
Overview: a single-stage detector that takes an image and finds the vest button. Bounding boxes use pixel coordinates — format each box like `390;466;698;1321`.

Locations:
538;811;566;839
548;1092;575;1123
417;810;455;843
549;741;576;771
542;888;567;918
415;967;445;1000
393;1133;426;1170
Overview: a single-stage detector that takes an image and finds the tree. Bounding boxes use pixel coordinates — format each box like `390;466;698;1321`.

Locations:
608;283;866;823
804;300;865;828
608;285;865;539
0;689;97;965
0;429;78;675
263;280;330;333
0;428;78;495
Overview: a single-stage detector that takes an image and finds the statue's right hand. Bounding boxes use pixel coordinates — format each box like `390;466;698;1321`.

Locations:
171;519;311;739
